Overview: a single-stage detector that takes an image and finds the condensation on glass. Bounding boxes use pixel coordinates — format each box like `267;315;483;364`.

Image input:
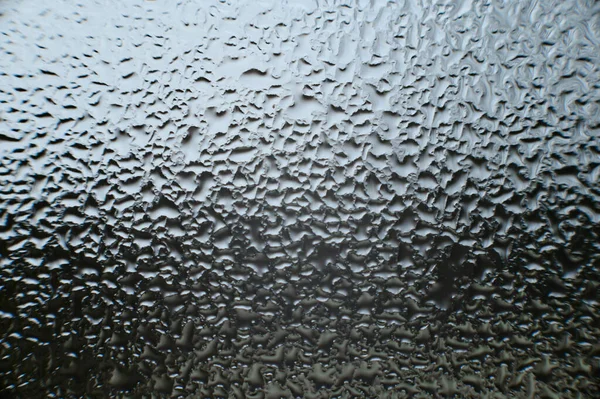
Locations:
1;0;599;397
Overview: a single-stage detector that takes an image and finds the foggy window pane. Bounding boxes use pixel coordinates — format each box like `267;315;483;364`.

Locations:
1;0;599;397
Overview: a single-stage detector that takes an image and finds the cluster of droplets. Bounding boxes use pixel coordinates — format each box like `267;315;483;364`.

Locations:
1;0;600;397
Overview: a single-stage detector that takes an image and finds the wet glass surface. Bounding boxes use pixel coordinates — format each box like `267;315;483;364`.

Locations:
1;0;600;397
